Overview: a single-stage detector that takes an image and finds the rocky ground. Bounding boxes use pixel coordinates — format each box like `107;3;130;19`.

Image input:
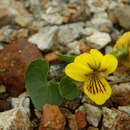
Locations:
0;0;130;129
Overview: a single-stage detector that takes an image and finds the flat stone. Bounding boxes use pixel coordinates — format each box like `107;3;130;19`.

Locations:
39;104;66;130
118;106;130;116
58;22;85;44
0;108;32;129
28;26;58;50
111;83;130;106
86;31;111;49
102;107;130;130
84;104;102;127
15;16;33;27
0;39;42;96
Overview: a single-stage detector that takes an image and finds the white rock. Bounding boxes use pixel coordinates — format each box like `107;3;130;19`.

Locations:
10;97;30;116
58;22;85;44
15;16;33;27
28;26;58;50
118;106;130;116
67;41;80;55
86;31;111;49
41;13;64;25
86;0;108;13
0;108;32;130
84;104;102;127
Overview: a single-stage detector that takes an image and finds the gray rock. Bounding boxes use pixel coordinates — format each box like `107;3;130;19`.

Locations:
41;13;64;25
67;41;80;55
102;107;118;130
14;16;33;27
58;22;85;45
0;108;32;130
84;103;102;127
86;31;111;49
28;26;58;50
109;6;130;29
118;106;130;116
10;97;30;116
102;107;130;130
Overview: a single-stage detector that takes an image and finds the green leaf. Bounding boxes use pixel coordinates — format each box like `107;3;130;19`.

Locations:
59;76;80;100
25;59;63;110
57;54;75;63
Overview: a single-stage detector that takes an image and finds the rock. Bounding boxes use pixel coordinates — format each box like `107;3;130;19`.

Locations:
111;83;130;106
86;0;108;13
102;107;130;130
63;98;81;110
0;85;6;93
41;13;64;25
80;42;91;53
44;51;61;63
118;106;130;116
87;127;99;130
58;22;85;44
86;31;111;49
0;108;32;129
67;114;78;130
28;26;58;50
109;6;130;29
10;97;30;116
0;0;31;17
84;104;102;127
67;41;80;55
0;99;11;112
0;39;42;96
14;16;33;27
75;111;87;129
39;104;66;130
89;12;112;32
0;26;16;42
49;64;64;80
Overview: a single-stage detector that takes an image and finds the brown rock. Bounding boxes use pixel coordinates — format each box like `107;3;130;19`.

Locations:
111;83;130;105
87;127;99;130
102;107;130;130
39;104;66;130
0;108;32;129
0;100;11;112
67;114;78;130
44;51;61;63
75;111;87;129
0;39;42;96
80;42;91;53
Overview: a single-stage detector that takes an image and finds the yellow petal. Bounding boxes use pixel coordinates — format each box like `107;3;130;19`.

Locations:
90;49;103;69
65;63;93;82
114;31;130;49
83;75;112;105
100;54;118;74
74;49;103;70
74;53;95;67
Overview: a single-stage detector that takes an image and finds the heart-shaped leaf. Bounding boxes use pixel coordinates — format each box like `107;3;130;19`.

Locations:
25;59;63;110
59;76;80;100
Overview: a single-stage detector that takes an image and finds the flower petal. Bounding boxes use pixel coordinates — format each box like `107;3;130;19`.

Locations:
114;31;130;49
83;75;112;105
90;49;103;69
74;53;95;67
100;54;118;74
65;63;93;82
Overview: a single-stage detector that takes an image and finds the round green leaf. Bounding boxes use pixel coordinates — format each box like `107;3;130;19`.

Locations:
59;76;80;100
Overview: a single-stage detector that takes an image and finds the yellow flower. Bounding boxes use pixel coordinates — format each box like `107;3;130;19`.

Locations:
65;49;118;105
113;31;130;67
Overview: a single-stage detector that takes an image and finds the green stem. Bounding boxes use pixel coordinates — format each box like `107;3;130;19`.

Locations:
111;47;129;59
